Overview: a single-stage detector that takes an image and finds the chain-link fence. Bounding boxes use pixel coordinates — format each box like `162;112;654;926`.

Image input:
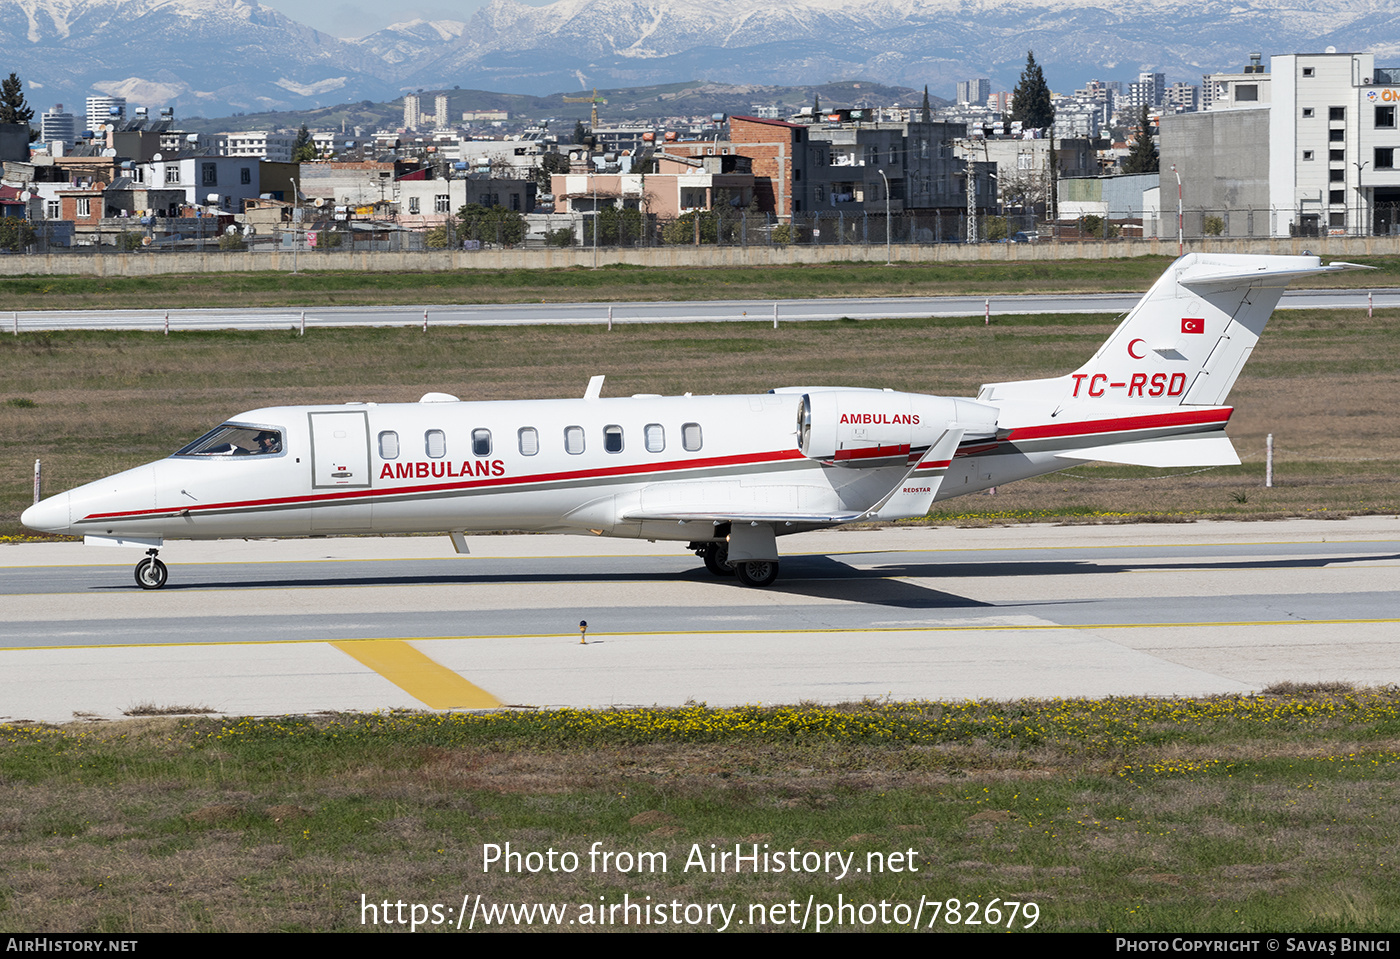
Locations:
21;203;1400;256
546;211;1047;249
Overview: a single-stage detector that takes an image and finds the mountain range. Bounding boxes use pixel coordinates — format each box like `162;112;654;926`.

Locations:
8;0;1400;120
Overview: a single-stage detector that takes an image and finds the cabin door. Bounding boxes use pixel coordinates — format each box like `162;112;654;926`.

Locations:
308;410;372;489
307;410;373;531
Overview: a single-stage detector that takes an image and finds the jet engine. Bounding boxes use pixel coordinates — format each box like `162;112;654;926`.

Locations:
796;390;999;468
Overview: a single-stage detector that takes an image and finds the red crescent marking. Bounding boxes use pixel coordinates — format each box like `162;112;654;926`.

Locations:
1128;338;1146;359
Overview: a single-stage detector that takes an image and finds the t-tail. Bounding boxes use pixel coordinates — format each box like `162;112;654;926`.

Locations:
974;253;1365;469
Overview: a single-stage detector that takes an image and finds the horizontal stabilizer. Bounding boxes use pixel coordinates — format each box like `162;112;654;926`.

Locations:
1179;260;1371;289
1053;434;1240;467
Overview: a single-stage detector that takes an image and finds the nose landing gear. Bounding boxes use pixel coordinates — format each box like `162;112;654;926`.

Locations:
135;549;169;590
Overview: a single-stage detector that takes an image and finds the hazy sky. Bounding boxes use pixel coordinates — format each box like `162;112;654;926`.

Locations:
260;0;553;37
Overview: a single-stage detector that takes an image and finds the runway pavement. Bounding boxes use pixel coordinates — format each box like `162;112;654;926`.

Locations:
2;518;1397;724
9;288;1400;333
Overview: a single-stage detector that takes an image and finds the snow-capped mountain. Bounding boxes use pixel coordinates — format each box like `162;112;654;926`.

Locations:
7;0;1400;118
5;0;395;117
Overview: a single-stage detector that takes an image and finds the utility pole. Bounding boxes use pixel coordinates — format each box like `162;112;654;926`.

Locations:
878;168;892;264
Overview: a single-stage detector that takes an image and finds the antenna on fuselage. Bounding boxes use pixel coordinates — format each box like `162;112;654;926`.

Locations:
584;375;605;400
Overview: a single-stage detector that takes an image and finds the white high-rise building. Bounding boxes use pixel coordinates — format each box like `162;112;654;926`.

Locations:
41;104;77;146
85;96;126;136
435;94;450;130
1271;51;1400;236
404;93;422;131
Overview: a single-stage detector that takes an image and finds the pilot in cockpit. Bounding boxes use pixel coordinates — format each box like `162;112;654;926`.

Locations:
254;430;281;455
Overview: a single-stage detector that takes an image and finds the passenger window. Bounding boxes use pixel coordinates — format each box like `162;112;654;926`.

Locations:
378;431;399;459
604;425;624;453
682;422;702;451
472;428;492;456
565;426;585;455
425;430;446;458
518;427;539;456
645;423;665;453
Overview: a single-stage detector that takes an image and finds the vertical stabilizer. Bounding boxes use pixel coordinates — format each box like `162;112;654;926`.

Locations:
978;254;1360;417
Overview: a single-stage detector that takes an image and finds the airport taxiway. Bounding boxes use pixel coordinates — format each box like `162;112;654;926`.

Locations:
2;518;1397;723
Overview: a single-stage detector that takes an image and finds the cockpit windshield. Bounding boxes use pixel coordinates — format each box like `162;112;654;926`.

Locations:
174;424;283;457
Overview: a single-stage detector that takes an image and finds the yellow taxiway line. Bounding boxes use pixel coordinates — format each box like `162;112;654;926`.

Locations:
330;640;501;709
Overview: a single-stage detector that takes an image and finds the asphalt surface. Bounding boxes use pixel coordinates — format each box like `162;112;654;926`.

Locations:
9;288;1400;332
3;519;1397;722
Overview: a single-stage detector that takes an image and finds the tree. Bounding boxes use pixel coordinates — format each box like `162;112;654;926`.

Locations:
813;92;821;116
572;120;587;144
533;151;570;192
456;203;525;246
1122;105;1160;174
0;217;36;252
596;205;644;246
0;73;35;140
291;125;317;163
662;211;718;245
1010;50;1054;130
921;85;931;124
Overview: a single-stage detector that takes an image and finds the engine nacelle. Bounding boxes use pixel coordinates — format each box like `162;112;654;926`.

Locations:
797;390;999;468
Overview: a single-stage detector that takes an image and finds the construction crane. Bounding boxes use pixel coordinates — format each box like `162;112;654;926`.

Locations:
563;88;608;131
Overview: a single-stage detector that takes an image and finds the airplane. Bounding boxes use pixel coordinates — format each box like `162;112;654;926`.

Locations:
21;253;1360;590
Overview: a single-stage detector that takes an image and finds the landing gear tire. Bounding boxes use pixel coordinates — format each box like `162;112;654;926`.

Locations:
735;559;779;588
702;542;735;577
135;556;168;590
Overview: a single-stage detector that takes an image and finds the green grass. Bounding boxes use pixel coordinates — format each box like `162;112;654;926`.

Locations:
0;255;1368;312
1;690;1397;932
5;254;1399;314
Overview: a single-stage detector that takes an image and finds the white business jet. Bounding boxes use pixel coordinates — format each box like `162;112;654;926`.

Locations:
22;253;1356;589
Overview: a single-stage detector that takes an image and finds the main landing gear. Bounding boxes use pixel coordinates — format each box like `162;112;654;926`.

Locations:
698;541;735;577
693;542;780;588
135;548;168;590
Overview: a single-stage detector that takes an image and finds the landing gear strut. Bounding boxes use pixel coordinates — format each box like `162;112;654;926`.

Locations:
135;549;168;590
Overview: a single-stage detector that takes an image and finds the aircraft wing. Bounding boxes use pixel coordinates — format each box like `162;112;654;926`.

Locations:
622;508;866;526
621;429;965;527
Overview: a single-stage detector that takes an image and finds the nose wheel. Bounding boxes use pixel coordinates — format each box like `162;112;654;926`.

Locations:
135;551;168;590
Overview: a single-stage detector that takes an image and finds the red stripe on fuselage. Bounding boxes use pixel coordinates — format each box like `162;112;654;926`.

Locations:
834;443;911;461
1007;407;1231;441
80;447;809;523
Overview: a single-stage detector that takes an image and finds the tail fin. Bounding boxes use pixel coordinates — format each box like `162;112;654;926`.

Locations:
978;254;1362;416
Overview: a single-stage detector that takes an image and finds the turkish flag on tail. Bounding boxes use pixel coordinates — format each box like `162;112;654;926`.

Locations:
1181;317;1205;334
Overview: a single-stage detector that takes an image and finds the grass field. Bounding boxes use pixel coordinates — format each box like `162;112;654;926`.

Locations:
3;304;1399;538
1;254;1398;312
1;689;1397;932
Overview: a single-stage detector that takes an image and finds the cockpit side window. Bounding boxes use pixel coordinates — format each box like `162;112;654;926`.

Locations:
174;424;283;457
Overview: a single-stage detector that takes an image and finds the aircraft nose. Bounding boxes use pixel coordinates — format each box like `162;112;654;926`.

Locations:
21;493;71;534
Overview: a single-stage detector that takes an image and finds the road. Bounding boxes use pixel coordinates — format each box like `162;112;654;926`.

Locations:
8;288;1399;333
2;519;1397;723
